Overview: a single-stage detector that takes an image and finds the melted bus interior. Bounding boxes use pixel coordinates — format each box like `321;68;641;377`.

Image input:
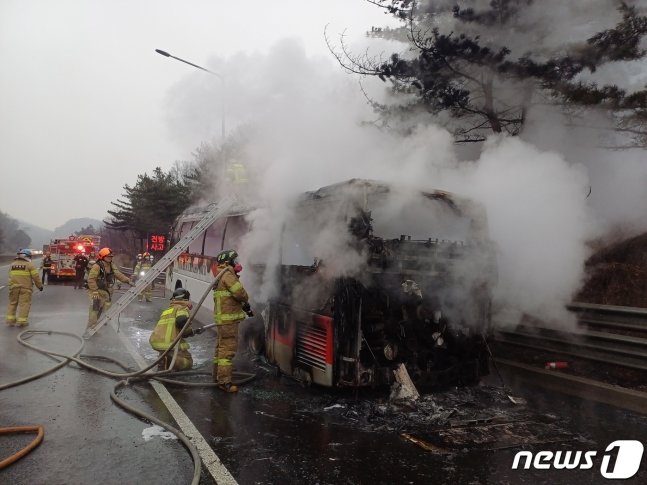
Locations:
262;179;496;389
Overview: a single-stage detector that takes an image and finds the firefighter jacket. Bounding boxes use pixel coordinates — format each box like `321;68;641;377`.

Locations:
225;162;248;185
87;260;130;293
9;257;43;290
213;264;249;324
73;254;89;271
41;256;53;269
149;300;192;351
134;260;152;276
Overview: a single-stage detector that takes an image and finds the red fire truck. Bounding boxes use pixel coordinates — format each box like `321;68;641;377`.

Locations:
47;235;101;280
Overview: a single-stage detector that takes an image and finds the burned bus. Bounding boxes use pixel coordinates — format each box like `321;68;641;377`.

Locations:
167;179;496;389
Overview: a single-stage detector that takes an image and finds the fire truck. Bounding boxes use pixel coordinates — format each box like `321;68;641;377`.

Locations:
46;235;101;280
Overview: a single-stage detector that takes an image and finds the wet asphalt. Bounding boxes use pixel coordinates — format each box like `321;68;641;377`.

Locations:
1;266;646;484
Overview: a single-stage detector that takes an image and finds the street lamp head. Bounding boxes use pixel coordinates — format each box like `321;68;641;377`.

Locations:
154;48;226;139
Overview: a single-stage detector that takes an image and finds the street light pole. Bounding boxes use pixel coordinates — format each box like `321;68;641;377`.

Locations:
155;49;225;140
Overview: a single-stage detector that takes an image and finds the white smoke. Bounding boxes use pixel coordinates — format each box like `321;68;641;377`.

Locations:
165;32;639;327
458;137;595;325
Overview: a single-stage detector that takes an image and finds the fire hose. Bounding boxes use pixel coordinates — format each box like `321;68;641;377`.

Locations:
0;267;256;484
0;425;44;470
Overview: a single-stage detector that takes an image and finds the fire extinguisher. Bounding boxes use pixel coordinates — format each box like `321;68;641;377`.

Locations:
545;361;568;370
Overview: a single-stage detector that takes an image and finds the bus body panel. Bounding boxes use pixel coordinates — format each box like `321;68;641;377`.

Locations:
167;179;496;389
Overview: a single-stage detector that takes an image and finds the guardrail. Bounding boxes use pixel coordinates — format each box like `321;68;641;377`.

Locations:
493;302;647;414
117;265;167;297
494;302;647;371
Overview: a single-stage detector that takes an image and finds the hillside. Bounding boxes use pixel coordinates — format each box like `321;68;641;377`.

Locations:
17;217;103;250
15;220;52;249
576;232;647;308
51;218;103;239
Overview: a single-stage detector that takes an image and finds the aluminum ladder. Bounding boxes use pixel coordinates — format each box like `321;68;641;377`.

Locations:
83;196;236;338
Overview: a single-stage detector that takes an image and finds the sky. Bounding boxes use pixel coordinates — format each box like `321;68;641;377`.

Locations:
3;1;647;324
0;0;395;230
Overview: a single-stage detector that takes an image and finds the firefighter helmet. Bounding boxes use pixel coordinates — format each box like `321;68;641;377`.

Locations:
98;247;113;259
216;249;238;265
136;253;142;260
143;252;150;258
17;248;32;258
171;288;191;301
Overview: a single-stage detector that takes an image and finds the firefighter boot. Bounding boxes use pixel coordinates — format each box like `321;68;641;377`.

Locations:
157;354;170;371
217;383;238;393
212;363;238;392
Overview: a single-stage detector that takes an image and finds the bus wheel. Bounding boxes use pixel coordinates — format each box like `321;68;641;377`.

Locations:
245;317;265;355
248;332;265;355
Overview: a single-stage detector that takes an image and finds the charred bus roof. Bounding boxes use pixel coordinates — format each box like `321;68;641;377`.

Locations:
177;179;488;235
282;179;491;253
297;178;489;239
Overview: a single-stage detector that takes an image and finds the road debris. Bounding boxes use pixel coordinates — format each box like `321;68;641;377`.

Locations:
401;433;449;454
390;363;420;402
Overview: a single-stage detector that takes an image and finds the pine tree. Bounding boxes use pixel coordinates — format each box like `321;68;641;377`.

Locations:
105;167;192;238
331;1;647;145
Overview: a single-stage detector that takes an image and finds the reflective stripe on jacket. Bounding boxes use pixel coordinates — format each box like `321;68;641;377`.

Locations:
9;257;43;290
225;163;248;184
213;264;248;324
135;261;152;275
149;301;191;351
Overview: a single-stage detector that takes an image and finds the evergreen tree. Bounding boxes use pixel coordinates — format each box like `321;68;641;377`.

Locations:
331;1;647;144
105;167;192;240
74;224;100;236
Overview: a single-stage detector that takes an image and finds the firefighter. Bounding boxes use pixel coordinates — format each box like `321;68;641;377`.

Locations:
212;249;253;393
6;249;43;326
87;252;97;270
148;253;156;290
86;247;133;331
134;252;153;302
40;252;53;284
72;251;89;289
225;162;248;195
149;288;194;370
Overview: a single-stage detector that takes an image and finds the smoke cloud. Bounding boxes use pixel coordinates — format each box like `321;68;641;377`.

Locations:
166;32;641;328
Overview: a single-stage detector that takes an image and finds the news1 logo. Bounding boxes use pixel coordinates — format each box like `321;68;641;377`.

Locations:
512;440;644;479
